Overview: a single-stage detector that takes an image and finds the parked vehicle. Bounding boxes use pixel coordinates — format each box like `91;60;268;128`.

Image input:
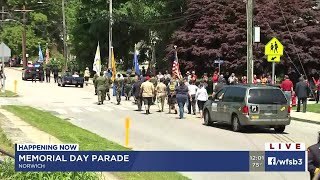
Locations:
22;66;40;80
57;72;84;88
203;84;291;133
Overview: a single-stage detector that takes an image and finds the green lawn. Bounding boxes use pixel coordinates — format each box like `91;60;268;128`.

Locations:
0;122;14;155
292;103;320;113
0;90;18;97
2;105;190;180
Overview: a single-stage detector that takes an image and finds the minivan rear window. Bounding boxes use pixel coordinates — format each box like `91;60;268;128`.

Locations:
248;89;287;104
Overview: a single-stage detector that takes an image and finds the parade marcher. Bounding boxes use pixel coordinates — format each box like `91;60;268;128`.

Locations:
212;71;219;91
308;132;320;180
142;66;146;77
45;66;51;83
155;78;167;112
176;80;189;119
93;71;99;95
52;66;59;83
140;76;155;115
295;77;310;113
32;67;39;83
95;72;107;105
124;76;132;100
157;71;164;80
188;80;198;115
105;75;112;101
196;83;208;118
281;75;293;106
312;77;320;104
84;67;90;86
39;65;44;82
131;75;139;104
167;78;178;114
150;75;158;104
107;68;112;78
114;73;124;105
164;70;171;85
132;77;144;111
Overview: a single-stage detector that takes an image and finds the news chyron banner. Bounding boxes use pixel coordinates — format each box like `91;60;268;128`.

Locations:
15;143;307;172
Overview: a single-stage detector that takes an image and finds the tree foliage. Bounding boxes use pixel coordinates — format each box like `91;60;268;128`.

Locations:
170;0;320;76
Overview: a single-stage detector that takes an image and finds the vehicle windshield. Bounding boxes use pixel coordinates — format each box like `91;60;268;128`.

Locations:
248;88;287;104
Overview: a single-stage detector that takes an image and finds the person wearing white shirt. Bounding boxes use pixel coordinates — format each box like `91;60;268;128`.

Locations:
196;83;208;118
157;71;164;81
188;81;198;115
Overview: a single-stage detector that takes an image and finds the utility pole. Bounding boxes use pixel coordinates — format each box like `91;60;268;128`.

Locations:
14;4;33;69
1;6;7;92
108;0;112;69
246;0;254;84
62;0;68;72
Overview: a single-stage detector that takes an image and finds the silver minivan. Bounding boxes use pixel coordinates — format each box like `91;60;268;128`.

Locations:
203;85;291;132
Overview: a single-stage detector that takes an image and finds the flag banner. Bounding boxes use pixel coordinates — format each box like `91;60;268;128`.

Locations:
45;47;50;64
38;44;44;62
134;45;140;75
172;50;181;79
93;42;101;73
15;150;306;172
111;47;116;81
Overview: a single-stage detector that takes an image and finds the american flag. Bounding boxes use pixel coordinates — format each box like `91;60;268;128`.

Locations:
172;51;181;79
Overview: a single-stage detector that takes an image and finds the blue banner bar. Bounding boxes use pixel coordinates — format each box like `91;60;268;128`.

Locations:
15;151;249;172
265;151;306;171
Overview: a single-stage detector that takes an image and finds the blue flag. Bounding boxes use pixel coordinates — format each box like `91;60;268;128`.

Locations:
38;44;44;62
134;46;140;76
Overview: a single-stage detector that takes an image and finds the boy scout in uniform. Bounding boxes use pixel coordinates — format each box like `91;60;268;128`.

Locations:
92;71;99;95
124;76;132;100
150;76;158;104
114;74;123;105
95;72;107;105
105;75;112;101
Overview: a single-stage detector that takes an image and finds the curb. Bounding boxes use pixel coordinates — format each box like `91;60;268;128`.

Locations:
291;117;320;125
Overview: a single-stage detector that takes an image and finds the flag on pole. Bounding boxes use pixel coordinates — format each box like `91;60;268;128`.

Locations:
93;42;101;74
172;50;181;79
38;44;44;62
45;46;50;64
134;44;140;76
111;47;116;81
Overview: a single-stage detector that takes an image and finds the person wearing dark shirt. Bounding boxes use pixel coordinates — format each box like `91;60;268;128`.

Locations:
52;66;59;83
132;77;144;111
142;66;146;77
175;80;190;119
281;75;293;106
39;65;44;82
308;132;320;180
45;66;51;83
295;77;310;113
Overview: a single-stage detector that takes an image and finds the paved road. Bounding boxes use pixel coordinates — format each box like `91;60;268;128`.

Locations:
3;68;317;180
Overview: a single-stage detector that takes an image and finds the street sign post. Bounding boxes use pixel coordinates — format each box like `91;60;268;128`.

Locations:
214;58;224;75
0;42;11;92
264;37;283;84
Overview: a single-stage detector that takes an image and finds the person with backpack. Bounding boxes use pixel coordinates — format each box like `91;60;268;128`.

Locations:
167;78;178;114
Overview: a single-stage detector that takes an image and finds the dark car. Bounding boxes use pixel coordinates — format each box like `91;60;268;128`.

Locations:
203;84;291;133
22;67;40;80
57;72;84;88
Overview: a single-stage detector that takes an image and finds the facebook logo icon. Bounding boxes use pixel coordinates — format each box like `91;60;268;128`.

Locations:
268;157;276;165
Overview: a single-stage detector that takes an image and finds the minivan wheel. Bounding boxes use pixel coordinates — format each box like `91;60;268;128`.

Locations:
231;115;242;132
274;126;286;133
203;110;212;126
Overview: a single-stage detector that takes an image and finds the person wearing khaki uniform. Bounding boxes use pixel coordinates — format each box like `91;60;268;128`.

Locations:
156;78;167;112
140;76;155;115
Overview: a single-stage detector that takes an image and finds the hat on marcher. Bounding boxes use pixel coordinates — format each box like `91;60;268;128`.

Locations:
86;67;89;70
146;76;150;80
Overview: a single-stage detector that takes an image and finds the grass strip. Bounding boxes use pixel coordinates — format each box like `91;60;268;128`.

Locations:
2;105;190;180
0;122;14;154
292;103;320;113
0;90;18;97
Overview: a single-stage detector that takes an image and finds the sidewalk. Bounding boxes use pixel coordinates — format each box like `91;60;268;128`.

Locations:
291;111;320;125
0;108;118;180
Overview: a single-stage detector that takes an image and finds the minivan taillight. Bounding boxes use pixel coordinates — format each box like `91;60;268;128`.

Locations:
26;70;31;73
242;106;249;115
288;106;291;114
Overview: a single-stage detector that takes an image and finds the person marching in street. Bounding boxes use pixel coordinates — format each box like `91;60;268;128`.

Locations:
196;83;208;118
124;75;132;100
167;78;178;114
281;75;293;106
93;71;99;95
176;80;190;119
52;66;59;83
308;132;320;180
105;74;112;101
131;75;139;104
95;72;107;105
32;67;39;83
295;77;310;113
140;76;155;115
150;75;158;105
312;76;320;104
188;80;198;115
114;73;124;105
45;65;51;83
155;78;167;112
84;67;90;86
132;76;144;111
39;64;44;83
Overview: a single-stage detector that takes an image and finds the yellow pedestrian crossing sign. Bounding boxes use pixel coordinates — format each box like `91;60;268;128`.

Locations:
265;37;283;56
267;55;280;63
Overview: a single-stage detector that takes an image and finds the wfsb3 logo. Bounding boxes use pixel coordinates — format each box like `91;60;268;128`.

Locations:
267;157;303;165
